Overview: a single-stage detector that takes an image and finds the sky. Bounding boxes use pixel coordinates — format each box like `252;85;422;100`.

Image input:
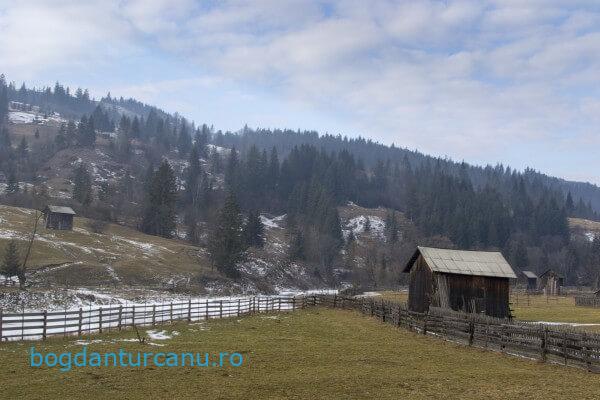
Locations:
1;0;600;184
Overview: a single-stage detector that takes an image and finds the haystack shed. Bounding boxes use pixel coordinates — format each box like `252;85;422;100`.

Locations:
43;205;75;230
539;269;564;296
403;247;517;318
521;271;538;291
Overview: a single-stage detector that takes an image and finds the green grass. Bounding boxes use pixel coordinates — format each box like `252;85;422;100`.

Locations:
1;309;599;399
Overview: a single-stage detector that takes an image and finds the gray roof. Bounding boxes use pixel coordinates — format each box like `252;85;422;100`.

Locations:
522;271;538;279
45;205;76;215
404;246;517;279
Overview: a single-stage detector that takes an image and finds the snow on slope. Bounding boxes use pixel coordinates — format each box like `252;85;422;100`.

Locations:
342;215;385;240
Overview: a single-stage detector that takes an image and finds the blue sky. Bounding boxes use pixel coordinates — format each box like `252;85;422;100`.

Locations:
1;0;600;184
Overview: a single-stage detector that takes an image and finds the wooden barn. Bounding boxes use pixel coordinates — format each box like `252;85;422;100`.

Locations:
521;270;538;291
404;247;517;318
43;205;76;230
539;269;564;296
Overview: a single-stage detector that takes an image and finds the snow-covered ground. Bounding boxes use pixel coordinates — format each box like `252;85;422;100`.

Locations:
8;110;67;125
260;214;286;229
342;215;385;240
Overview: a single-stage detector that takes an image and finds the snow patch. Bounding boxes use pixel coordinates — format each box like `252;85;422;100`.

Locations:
260;214;286;229
342;215;385;240
146;330;180;340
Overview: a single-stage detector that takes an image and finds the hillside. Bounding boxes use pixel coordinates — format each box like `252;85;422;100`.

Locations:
1;75;600;291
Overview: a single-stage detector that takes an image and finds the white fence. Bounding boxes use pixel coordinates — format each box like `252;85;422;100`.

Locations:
0;296;315;341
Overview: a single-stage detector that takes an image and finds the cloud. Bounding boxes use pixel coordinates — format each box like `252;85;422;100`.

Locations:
2;0;600;182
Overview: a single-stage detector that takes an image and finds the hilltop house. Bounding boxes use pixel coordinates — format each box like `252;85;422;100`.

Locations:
404;246;517;318
43;205;76;230
539;269;564;296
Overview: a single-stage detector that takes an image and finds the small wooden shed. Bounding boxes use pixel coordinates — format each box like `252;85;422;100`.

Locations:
521;271;538;291
539;269;564;296
404;247;517;318
43;205;76;230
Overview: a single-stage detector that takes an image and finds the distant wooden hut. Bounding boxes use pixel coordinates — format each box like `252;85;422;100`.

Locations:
403;246;517;318
521;271;538;291
539;269;564;296
43;205;75;230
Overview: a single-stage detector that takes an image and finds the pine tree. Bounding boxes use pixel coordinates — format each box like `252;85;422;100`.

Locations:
72;163;93;205
184;145;202;206
141;160;177;238
6;168;18;194
208;193;245;277
1;240;21;279
243;211;265;248
385;211;398;243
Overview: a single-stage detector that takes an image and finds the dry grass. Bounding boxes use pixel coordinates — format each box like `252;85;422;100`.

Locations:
375;291;600;333
511;294;600;333
1;308;599;399
0;204;210;287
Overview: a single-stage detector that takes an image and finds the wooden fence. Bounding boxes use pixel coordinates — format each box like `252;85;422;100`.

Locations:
3;294;600;372
575;296;600;308
0;296;315;341
314;295;600;373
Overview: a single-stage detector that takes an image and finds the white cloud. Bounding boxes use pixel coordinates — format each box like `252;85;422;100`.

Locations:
2;0;600;182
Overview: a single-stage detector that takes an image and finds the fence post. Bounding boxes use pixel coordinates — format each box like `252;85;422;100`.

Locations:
42;310;47;340
583;333;592;372
292;297;296;311
78;308;83;337
422;312;428;335
0;309;3;341
170;302;173;323
313;295;317;307
333;294;337;308
540;326;548;362
468;318;475;346
219;300;223;319
99;308;103;334
116;305;122;331
132;305;136;327
563;331;568;365
205;301;209;320
151;305;156;326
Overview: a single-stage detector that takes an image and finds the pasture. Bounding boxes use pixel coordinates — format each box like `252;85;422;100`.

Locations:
0;308;599;399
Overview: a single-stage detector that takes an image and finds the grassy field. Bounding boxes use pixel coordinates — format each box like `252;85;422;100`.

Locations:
1;308;599;399
0;204;210;287
512;294;600;332
376;291;600;332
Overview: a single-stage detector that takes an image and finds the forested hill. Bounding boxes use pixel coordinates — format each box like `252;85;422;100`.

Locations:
1;75;600;287
218;128;600;216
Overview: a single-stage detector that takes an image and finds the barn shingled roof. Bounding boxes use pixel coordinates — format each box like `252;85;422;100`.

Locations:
403;246;517;279
522;270;537;279
45;205;76;215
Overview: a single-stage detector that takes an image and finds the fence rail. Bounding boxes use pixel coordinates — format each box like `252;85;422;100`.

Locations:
315;295;600;373
0;296;311;341
574;296;600;308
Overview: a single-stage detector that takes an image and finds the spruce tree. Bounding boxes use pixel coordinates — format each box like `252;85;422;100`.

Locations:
1;240;21;279
208;192;245;277
72;163;93;205
243;211;265;248
141;160;177;238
